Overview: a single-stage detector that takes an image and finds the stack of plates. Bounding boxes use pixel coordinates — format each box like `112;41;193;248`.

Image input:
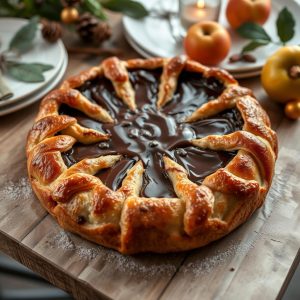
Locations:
123;0;300;79
0;18;68;116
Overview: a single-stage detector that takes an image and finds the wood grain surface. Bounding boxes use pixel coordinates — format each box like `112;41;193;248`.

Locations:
0;15;299;300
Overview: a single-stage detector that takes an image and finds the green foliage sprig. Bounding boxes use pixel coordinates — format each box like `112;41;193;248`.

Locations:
237;7;296;54
0;0;148;21
0;17;54;83
9;16;40;53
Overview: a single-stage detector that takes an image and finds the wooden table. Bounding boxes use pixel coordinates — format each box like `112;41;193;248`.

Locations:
0;16;299;300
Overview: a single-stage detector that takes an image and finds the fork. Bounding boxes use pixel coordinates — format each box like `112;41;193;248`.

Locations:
149;0;185;43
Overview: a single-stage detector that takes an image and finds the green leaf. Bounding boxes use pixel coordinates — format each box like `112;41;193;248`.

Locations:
237;22;271;42
82;0;107;20
102;0;148;18
241;40;270;53
7;61;54;73
6;62;45;83
29;63;54;72
9;16;39;54
276;7;295;44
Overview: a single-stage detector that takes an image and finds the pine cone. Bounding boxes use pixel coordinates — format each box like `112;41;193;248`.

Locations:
93;22;112;44
41;20;63;43
76;13;111;44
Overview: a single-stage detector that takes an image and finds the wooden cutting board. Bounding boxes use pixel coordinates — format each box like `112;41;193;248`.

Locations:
0;16;299;300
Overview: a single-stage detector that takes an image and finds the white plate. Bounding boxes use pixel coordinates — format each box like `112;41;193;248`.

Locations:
123;0;300;73
0;18;66;106
125;30;261;79
0;48;68;116
124;30;152;58
231;70;261;79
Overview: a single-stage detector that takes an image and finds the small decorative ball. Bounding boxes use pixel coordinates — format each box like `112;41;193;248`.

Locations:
284;100;300;120
61;7;79;24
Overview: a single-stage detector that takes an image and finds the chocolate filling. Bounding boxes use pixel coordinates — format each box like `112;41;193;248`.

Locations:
60;69;244;198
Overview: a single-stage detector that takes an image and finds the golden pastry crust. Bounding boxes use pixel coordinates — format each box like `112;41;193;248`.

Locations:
26;56;277;254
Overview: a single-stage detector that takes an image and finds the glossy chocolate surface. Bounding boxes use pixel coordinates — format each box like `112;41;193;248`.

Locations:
61;69;243;198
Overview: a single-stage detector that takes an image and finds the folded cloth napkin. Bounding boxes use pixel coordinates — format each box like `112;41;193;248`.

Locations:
0;71;13;101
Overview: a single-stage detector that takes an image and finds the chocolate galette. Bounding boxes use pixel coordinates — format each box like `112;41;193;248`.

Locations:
26;56;277;254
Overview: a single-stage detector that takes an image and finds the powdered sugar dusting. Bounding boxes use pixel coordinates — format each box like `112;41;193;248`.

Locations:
51;228;256;278
180;238;256;276
0;176;33;200
53;230;76;252
262;148;300;235
51;230;178;278
52;231;100;260
96;248;178;278
262;151;298;220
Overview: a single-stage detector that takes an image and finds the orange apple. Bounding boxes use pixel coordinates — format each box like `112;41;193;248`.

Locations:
184;21;231;66
226;0;271;29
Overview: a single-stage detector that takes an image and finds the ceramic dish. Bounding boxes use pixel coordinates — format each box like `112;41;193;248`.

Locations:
0;18;66;107
123;0;300;74
0;48;68;116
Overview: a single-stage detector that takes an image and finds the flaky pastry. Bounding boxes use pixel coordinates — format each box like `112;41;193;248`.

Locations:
26;56;277;254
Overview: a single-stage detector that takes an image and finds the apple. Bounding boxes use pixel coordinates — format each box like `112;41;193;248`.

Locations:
226;0;271;29
261;46;300;103
184;21;231;66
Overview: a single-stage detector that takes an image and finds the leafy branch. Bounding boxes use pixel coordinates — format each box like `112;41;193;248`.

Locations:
9;16;39;54
102;0;148;18
237;7;295;54
0;16;54;95
0;0;148;21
